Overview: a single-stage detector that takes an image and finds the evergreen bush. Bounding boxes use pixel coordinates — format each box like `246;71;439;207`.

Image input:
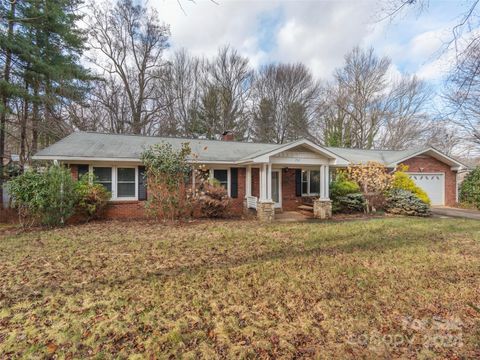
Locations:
385;189;430;217
459;167;480;209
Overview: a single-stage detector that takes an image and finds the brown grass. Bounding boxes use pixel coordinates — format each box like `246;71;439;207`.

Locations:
0;218;479;358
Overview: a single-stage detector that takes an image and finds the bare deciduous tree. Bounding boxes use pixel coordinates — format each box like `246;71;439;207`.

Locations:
252;63;320;143
88;0;170;134
334;47;391;149
158;49;203;137
378;75;431;149
315;47;433;150
200;46;252;139
444;42;480;146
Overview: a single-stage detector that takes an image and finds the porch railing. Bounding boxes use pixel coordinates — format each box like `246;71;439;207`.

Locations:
246;196;258;210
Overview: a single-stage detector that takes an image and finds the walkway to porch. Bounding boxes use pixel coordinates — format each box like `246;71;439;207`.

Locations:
275;210;313;222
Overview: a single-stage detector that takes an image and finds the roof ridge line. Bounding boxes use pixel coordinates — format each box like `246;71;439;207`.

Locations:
80;131;283;146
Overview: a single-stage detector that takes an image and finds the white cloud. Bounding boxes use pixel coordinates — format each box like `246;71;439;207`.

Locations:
111;0;476;84
153;0;380;78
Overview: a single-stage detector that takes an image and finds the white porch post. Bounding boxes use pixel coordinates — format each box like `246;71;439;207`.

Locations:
320;165;326;199
324;165;330;199
259;163;267;201
267;163;272;201
257;163;275;222
246;165;252;197
314;164;332;219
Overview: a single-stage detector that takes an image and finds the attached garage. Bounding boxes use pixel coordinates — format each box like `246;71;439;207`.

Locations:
407;172;445;206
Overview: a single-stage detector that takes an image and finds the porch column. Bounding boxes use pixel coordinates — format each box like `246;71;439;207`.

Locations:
246;165;252;197
324;165;330;199
267;163;272;201
259;163;267;201
320;165;326;200
314;164;332;219
257;163;275;222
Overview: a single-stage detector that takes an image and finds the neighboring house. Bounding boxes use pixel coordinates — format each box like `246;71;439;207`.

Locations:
33;131;466;221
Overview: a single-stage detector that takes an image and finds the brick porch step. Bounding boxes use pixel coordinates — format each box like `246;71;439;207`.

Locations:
298;205;314;212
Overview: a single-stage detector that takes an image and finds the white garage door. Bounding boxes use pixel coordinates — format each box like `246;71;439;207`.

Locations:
407;173;445;205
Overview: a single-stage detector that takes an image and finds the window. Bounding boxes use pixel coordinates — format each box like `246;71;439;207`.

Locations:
301;170;321;195
117;168;136;198
301;170;308;195
93;167;112;192
310;170;320;194
213;169;228;190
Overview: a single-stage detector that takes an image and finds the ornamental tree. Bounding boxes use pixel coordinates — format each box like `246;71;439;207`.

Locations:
342;161;393;212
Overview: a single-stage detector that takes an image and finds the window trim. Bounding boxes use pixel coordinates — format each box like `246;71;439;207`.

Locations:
209;168;231;197
90;165;139;201
116;167;138;200
301;169;320;196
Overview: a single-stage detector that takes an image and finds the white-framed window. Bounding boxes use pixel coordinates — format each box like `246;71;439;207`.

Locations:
117;167;136;198
301;170;321;196
90;165;138;201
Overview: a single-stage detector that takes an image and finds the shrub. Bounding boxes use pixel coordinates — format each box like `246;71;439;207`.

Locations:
75;175;111;221
7;165;77;227
385;189;430;217
330;174;364;213
330;173;360;199
141;142;192;221
459;167;480;209
332;193;366;214
197;181;231;218
392;166;430;205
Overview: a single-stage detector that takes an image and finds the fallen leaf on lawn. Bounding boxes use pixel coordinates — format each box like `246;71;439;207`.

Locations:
46;342;58;354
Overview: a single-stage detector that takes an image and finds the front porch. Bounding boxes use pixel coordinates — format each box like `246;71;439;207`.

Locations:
243;164;333;221
234;139;349;221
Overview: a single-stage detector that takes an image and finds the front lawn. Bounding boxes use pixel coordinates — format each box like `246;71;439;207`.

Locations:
0;218;479;358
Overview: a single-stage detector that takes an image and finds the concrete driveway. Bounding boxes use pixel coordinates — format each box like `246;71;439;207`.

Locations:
432;207;480;220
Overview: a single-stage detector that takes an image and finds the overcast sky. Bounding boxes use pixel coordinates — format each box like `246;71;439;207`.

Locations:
145;0;471;87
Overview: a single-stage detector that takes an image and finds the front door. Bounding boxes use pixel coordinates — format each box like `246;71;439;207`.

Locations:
272;170;281;208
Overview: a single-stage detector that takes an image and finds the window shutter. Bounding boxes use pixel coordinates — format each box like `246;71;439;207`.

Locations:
138;166;147;201
295;169;302;197
77;164;89;180
230;168;238;198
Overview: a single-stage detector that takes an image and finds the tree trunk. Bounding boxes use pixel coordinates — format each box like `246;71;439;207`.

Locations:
32;82;39;155
0;0;16;202
20;81;29;164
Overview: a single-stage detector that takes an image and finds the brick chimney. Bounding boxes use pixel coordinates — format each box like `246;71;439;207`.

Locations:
222;130;234;141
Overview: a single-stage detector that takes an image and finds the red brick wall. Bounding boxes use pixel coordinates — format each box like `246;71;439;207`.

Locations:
401;155;457;206
70;165;79;180
101;201;147;219
282;168;302;210
69;165;247;219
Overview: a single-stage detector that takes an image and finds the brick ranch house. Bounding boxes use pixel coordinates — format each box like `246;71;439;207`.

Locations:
33;131;466;221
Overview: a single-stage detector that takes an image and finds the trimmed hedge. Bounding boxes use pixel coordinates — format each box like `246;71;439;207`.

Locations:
385;189;431;217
